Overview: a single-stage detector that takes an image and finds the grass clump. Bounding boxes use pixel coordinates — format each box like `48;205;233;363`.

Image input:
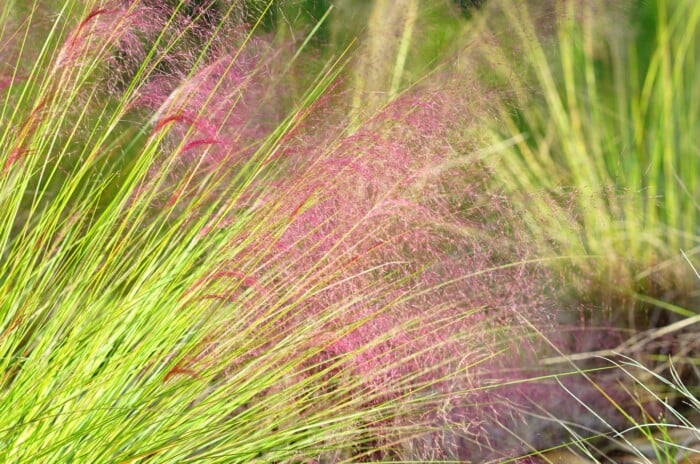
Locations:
483;0;700;317
0;0;554;461
2;0;697;461
454;0;700;459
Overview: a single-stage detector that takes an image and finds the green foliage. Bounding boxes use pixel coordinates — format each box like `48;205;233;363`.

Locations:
1;0;697;461
487;0;700;311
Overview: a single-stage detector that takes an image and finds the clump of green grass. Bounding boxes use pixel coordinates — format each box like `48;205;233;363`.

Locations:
439;1;700;459
483;0;700;317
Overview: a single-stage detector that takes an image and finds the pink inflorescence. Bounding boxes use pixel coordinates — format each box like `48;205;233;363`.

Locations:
66;2;601;458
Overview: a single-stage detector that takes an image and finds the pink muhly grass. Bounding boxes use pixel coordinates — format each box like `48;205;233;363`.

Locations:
173;71;564;458
125;16;556;444
53;4;143;72
0;1;591;460
0;76;18;93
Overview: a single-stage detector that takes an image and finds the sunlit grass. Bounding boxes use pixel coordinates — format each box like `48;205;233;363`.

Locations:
0;1;529;461
1;0;697;462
